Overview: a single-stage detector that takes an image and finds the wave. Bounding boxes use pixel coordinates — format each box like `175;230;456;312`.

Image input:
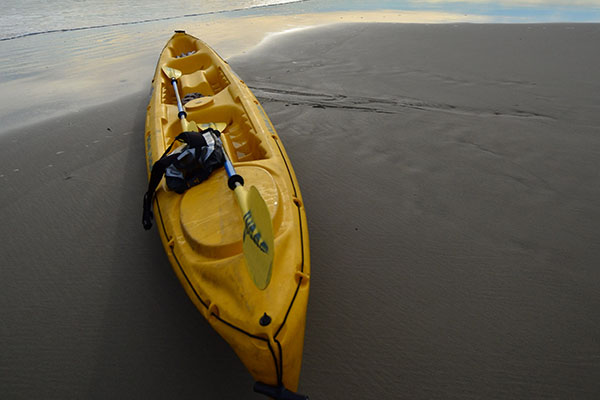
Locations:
0;0;309;42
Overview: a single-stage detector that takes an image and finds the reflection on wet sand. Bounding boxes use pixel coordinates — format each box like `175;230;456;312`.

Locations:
0;10;490;134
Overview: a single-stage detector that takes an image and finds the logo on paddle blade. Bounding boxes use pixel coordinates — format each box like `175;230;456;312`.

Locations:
243;211;269;254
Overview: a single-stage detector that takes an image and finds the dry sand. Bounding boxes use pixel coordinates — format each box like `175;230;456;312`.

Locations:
2;23;600;399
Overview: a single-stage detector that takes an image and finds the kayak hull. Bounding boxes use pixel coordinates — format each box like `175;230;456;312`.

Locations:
144;31;310;391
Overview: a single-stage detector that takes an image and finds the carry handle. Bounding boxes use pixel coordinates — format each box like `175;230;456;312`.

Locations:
253;382;309;400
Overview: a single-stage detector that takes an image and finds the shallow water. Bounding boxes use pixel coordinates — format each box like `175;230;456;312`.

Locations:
2;0;600;41
0;0;306;41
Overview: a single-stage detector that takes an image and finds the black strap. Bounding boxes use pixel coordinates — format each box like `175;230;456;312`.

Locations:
142;148;179;229
142;130;214;230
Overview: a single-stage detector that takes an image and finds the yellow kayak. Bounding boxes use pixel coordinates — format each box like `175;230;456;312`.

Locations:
143;31;310;398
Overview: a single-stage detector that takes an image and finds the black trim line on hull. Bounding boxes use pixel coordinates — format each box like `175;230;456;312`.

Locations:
272;134;307;341
154;194;304;387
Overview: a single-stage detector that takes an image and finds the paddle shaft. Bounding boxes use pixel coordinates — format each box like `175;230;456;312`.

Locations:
171;78;188;121
168;73;242;188
167;69;241;183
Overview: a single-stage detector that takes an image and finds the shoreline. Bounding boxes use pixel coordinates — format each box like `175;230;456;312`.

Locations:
0;9;493;136
1;9;493;43
3;18;598;136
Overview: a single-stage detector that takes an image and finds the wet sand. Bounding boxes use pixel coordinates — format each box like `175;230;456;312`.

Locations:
2;23;600;399
0;10;489;134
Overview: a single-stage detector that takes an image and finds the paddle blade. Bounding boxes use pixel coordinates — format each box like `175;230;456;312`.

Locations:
185;120;199;132
161;65;182;80
199;122;228;132
239;185;274;290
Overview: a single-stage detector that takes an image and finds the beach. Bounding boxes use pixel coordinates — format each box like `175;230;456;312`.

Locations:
2;13;600;400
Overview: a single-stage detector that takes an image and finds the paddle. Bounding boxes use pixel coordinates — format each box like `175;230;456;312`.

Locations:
161;66;275;290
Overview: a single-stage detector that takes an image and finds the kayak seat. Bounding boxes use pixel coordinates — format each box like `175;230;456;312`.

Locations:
179;166;282;257
168;36;199;60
